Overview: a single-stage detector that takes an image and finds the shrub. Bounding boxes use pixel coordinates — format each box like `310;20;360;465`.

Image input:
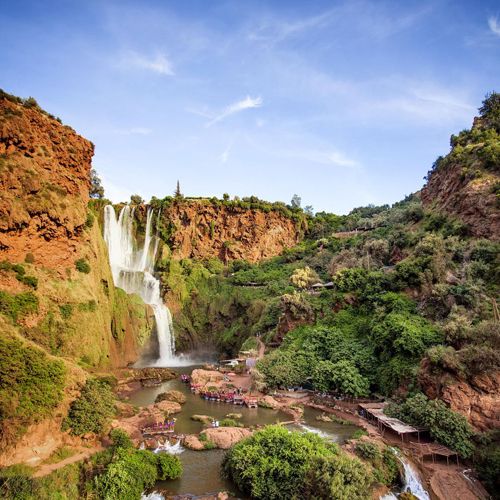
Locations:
352;429;369;439
0;337;66;445
304;453;371;500
85;211;95;229
355;441;381;461
0;291;38;322
59;304;73;319
312;360;370;397
75;258;91;274
156;452;183;480
386;393;474;458
63;378;115;436
219;418;241;427
17;275;38;289
24;253;35;264
222;425;367;500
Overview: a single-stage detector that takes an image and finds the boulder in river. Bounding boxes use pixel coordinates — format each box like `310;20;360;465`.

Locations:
191;414;213;424
191;369;224;389
202;427;252;449
184;434;205;450
155;390;186;405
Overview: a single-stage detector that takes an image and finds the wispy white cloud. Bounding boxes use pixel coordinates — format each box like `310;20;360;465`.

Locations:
119;51;174;75
248;9;336;44
220;142;233;163
327;151;360;168
206;96;263;127
278;147;360;169
488;16;500;36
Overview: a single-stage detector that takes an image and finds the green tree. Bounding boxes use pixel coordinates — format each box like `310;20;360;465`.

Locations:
291;194;301;208
386;393;474;458
174;180;182;198
304;453;371;500
222;425;341;500
63;378;115;436
312;360;369;397
130;194;143;205
90;169;104;199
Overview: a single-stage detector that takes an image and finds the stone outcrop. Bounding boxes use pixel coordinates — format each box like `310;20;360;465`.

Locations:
0;97;93;268
111;400;182;442
190;369;224;389
202;427;252;449
155;389;187;404
161;201;304;262
184;427;252;450
421;117;500;240
419;362;500;431
0;95;155;463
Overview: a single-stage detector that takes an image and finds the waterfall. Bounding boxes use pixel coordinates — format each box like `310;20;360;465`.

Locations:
104;205;176;365
154;439;184;455
399;456;430;500
380;449;430;500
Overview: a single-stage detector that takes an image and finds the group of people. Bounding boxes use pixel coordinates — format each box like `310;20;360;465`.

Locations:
211;419;220;428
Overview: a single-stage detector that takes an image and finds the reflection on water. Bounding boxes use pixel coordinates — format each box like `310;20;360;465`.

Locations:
133;366;359;497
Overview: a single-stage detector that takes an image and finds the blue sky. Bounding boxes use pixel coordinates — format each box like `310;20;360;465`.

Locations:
1;0;499;213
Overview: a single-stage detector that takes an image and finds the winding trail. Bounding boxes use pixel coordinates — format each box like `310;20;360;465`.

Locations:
33;446;102;478
256;337;265;359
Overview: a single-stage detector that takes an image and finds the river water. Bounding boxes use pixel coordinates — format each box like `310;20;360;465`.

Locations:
131;367;358;497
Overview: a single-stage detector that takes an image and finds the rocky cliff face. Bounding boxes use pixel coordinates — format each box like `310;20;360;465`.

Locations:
0;97;94;269
162;201;303;262
0;94;155;465
421;116;500;240
419;360;500;431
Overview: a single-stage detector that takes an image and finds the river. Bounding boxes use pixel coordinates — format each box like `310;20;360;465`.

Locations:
130;367;359;497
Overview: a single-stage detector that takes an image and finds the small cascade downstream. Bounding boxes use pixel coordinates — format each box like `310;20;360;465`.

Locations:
381;449;430;500
104;205;186;366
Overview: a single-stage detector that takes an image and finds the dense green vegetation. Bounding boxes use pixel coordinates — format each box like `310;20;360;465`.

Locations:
0;462;80;500
0;430;182;500
92;430;182;500
0;290;38;323
62;378;116;436
0;336;66;446
386;393;474;458
222;425;371;500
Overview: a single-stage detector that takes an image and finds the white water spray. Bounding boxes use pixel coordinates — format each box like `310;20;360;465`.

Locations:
380;449;430;500
154;439;184;455
104;205;176;365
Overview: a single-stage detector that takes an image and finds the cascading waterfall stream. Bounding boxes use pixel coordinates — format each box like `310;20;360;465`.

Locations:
104;205;176;365
380;449;430;500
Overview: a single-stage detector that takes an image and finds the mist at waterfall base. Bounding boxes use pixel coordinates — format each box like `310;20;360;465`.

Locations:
104;205;207;367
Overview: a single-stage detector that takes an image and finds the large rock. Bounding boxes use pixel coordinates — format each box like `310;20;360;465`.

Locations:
184;435;204;451
191;369;224;388
111;400;181;442
155;389;186;405
131;367;177;384
258;395;280;410
419;361;500;431
201;427;252;449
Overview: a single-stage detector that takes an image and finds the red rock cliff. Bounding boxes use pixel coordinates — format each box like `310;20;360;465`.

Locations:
421;116;499;240
163;201;304;262
0;97;93;269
